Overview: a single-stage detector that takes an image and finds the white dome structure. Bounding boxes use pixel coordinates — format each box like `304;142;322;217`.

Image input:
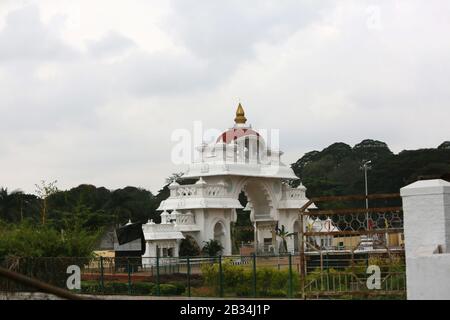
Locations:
142;104;315;265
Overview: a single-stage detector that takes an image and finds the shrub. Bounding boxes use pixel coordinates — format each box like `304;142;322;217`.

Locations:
0;221;99;258
201;262;299;297
132;282;155;295
167;281;186;295
81;281;186;297
265;289;288;297
202;239;223;256
106;282;128;294
81;280;102;294
179;235;201;257
236;284;252;297
191;286;216;297
156;284;180;296
256;267;299;297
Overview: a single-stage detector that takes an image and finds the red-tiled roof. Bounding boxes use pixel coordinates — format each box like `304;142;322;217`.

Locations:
216;128;261;143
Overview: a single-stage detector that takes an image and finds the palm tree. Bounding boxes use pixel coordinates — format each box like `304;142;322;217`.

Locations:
0;187;24;222
276;224;295;253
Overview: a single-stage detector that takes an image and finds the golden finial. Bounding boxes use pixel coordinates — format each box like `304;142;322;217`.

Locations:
234;103;247;124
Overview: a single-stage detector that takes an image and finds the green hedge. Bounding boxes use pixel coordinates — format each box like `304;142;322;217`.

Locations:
80;280;185;296
201;262;299;297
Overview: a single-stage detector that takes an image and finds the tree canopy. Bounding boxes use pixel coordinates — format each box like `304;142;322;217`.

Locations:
291;139;450;197
0;140;449;257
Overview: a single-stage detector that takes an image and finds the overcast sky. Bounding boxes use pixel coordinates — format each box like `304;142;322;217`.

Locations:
0;1;449;194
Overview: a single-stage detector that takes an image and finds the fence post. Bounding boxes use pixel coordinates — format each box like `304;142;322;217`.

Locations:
298;211;306;299
218;255;224;297
288;253;293;298
156;249;160;296
127;258;132;295
252;253;257;298
187;257;191;297
99;256;104;293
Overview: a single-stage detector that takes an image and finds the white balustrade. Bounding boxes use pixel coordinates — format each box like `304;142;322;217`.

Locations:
169;183;227;198
284;188;306;200
176;211;195;225
142;223;175;233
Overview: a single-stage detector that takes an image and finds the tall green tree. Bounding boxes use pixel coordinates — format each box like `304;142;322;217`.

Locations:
0;188;24;222
35;180;58;225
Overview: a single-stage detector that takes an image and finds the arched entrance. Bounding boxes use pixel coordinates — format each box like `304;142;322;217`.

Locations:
213;221;226;254
239;179;275;254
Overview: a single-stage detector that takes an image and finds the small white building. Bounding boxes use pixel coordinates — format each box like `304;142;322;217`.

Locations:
305;217;339;250
142;104;315;265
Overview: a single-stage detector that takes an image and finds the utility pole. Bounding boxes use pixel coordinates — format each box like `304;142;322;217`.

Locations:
361;160;372;230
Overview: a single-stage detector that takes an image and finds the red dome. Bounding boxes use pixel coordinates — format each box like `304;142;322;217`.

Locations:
216;128;261;143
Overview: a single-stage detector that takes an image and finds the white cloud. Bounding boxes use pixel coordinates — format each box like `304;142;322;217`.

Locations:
0;1;449;194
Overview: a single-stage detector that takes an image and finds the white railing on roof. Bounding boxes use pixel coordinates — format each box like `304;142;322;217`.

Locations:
169;183;227;198
142;223;174;233
175;211;195;225
283;188;306;200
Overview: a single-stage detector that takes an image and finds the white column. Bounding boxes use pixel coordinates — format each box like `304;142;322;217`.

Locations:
400;179;450;300
223;223;232;255
253;222;258;253
174;240;179;257
142;241;157;267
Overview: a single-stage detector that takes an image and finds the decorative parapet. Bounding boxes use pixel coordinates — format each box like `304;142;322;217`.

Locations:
281;184;307;200
169;182;228;199
175;211;195;225
142;221;176;234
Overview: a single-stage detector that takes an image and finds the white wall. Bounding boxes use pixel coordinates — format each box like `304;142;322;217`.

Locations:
201;208;233;255
401;179;450;300
406;249;450;300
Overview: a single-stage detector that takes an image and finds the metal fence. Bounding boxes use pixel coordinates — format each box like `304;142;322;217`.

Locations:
0;193;406;299
298;193;405;299
0;253;405;299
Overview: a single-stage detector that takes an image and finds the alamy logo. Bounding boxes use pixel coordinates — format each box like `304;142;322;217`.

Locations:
66;265;81;290
170;121;281;166
366;265;381;289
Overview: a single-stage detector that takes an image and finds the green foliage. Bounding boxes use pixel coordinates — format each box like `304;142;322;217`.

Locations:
158;283;185;296
1;141;448;257
80;280;185;296
438;141;450;150
81;281;156;295
132;282;155;295
179;235;201;257
0;220;99;258
291;139;450;202
0;182;169;231
0;188;36;223
47;184;160;227
201;262;299;297
202;239;224;256
81;280;103;294
304;255;406;297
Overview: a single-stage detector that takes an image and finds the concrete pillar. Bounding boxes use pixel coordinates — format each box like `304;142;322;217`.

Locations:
142;241;157;267
224;233;232;256
400;179;450;300
174;240;179;257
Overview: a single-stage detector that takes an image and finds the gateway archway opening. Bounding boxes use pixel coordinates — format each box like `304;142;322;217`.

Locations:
213;222;226;254
241;180;275;255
